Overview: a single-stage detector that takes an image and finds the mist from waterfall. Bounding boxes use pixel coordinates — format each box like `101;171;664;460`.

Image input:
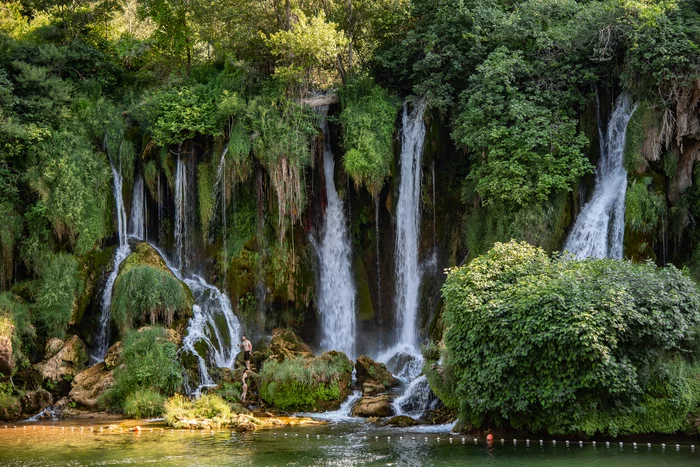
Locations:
91;163;130;364
564;93;637;259
317;107;357;358
129;173;146;240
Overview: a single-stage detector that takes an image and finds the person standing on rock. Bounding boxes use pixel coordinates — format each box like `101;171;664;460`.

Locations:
241;369;250;402
240;335;252;370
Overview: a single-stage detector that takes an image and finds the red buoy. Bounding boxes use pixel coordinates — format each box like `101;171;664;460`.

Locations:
486;434;494;442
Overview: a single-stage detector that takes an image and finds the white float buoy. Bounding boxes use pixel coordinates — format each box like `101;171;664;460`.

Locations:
579;441;583;447
553;440;557;446
662;443;666;449
474;438;477;443
513;439;517;445
501;438;504;444
540;440;543;446
676;444;680;451
647;443;651;448
619;442;623;448
633;442;637;449
566;440;569;446
449;438;453;444
606;441;610;448
592;441;596;447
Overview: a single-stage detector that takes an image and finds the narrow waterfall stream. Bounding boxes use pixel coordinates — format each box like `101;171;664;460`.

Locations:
316;106;357;357
128;173;145;240
90;163;130;364
564;93;637;258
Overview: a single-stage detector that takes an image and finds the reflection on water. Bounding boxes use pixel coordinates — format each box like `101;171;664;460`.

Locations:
0;420;697;466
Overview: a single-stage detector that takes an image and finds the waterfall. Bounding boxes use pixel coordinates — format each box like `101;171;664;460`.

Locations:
394;99;427;351
182;276;242;395
174;155;188;271
564;93;637;259
91;164;130;364
128;173;146;240
146;243;243;395
317;107;357;358
374;195;382;321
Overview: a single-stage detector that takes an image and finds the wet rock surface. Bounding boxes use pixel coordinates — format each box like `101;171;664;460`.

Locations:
352;394;395;418
35;335;88;383
69;362;115;410
263;328;314;362
21;389;52;416
0;335;12;375
386;415;419;427
355;355;399;395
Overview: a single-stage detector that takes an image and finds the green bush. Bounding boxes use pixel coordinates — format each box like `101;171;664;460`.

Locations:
439;240;700;435
339;77;399;196
625;177;665;235
35;253;81;339
0;292;34;369
100;327;182;413
123;389;166;419
0;394;21;421
215;382;243;404
164;393;243;428
259;353;352;410
111;265;189;333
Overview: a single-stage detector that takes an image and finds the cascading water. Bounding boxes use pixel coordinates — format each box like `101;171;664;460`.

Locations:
393;99;427;352
564;93;637;259
174;152;195;272
316;107;357;358
90;164;130;364
146;243;243;396
128;173;146;240
182;276;242;394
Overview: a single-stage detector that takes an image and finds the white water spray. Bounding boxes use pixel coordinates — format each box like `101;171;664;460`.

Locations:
129;173;146;240
564;93;637;259
317;107;357;358
91;164;130;364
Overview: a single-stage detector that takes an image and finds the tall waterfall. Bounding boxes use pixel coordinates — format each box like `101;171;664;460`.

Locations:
128;173;145;240
564;93;637;259
91;164;130;364
174;154;194;272
317;107;357;357
394;99;427;351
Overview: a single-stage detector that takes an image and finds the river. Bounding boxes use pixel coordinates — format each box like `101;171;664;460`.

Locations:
0;418;697;466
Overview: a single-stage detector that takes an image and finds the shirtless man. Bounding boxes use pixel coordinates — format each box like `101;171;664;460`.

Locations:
240;335;252;371
241;369;249;402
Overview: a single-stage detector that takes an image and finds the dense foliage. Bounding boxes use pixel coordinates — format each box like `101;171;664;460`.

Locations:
438;241;700;435
101;327;182;415
259;353;352;410
111;264;190;332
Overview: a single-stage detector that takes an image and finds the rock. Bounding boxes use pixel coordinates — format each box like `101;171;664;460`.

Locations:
386;415;419;427
352;394;395;418
0;335;12;376
104;341;123;370
69;362;115;410
264;328;314;362
0;394;21;421
235;419;258;432
35;335;88;383
362;381;386;395
20;389;52;416
355;355;398;394
45;338;64;359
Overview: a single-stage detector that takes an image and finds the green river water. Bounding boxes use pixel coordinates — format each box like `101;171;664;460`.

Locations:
0;419;698;466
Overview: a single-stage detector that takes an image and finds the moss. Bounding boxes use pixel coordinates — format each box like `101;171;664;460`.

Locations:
623;100;657;173
74;245;115;326
259;352;352;411
197;160;215;241
0;394;21;421
354;255;374;321
111;243;193;333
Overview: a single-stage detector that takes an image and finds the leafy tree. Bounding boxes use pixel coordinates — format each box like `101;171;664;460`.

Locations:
439;241;700;435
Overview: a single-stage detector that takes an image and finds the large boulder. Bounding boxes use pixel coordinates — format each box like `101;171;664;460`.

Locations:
386;415;420;427
104;341;123;370
0;335;12;376
352;394;395;418
20;389;52;416
263;328;314;362
69;362;115;410
35;335;88;383
355;355;398;395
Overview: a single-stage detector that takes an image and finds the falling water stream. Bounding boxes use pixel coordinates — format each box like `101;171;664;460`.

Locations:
564;93;637;259
316;106;357;358
90;163;130;365
128;173;146;240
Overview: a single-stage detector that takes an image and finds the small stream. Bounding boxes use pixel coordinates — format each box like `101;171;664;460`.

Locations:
0;420;697;466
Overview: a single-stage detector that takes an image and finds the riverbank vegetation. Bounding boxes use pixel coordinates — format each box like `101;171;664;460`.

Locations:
0;0;699;439
436;241;700;436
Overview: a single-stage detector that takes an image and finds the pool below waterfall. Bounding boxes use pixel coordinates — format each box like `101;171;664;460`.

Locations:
0;418;698;466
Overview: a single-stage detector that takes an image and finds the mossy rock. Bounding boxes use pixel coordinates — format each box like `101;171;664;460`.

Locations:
0;394;22;421
74;245;116;326
111;243;193;335
354;255;374;321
